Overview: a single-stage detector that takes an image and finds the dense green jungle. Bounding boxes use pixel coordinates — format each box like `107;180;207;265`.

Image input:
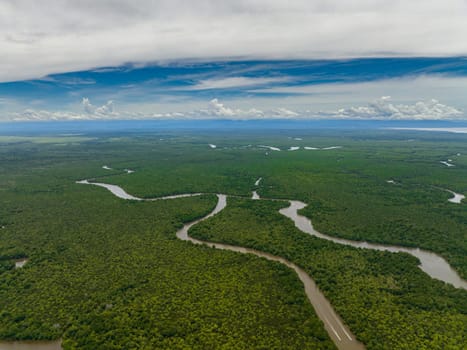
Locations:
0;128;465;349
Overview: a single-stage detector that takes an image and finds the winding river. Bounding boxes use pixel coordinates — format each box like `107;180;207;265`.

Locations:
73;180;365;348
280;201;467;290
72;177;466;344
75;179;467;291
177;194;364;350
3;174;466;349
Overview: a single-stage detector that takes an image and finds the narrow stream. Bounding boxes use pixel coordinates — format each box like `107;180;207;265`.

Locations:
76;180;202;201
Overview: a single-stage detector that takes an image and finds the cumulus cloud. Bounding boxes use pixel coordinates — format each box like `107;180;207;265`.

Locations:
191;97;463;120
178;99;299;119
94;101;115;116
205;98;237;117
189;99;265;119
3;96;463;122
1;1;467;82
8;98;118;121
82;98;94;114
323;97;463;120
82;98;116;116
4;98;266;121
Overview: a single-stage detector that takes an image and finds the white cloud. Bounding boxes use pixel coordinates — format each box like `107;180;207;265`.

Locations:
271;107;299;118
2;96;463;122
205;98;237;117
39;76;96;85
82;98;94;114
82;98;116;116
10;109;86;121
7;98;118;121
323;97;463;120
187;77;289;90
95;101;114;116
191;99;264;119
1;1;467;82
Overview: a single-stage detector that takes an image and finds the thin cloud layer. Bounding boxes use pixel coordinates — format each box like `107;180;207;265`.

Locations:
187;77;290;90
5;97;463;121
1;1;467;82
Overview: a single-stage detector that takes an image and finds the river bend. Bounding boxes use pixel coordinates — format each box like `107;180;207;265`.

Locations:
75;179;364;349
5;175;464;350
75;179;466;290
280;201;467;290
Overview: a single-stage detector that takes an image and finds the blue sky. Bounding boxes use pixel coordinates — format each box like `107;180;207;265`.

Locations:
1;1;467;121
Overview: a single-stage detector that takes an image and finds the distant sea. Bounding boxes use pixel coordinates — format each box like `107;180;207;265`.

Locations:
1;119;467;135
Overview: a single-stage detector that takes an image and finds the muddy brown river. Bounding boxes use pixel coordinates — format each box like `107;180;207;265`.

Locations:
177;194;364;350
3;175;465;349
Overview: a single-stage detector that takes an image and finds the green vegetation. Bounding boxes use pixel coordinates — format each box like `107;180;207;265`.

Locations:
190;197;467;349
105;131;467;277
256;138;467;279
0;129;466;349
0;135;333;349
